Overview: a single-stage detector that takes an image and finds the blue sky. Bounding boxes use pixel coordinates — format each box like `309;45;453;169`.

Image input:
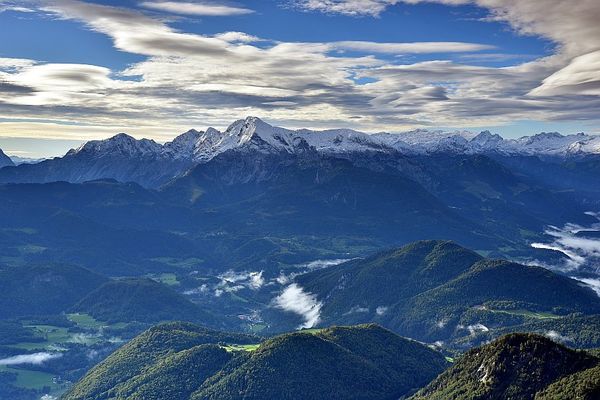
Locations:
0;0;598;157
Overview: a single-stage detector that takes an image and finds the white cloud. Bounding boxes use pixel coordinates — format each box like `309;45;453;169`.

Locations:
531;50;600;96
273;283;323;329
140;1;254;16
215;31;262;43
218;270;265;290
0;0;598;141
375;306;388;315
333;41;495;54
0;57;36;71
0;352;62;366
466;323;489;335
545;330;572;343
531;216;600;272
293;0;400;17
301;0;600;99
576;278;600;297
343;305;369;315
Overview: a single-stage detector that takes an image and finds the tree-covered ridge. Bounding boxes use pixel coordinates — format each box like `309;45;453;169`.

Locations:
194;324;448;400
62;322;257;400
535;364;600;400
64;323;447;400
467;314;600;350
0;263;107;319
71;278;228;326
295;240;600;346
410;333;599;400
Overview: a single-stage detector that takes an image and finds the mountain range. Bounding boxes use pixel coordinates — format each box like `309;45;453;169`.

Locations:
0;117;599;188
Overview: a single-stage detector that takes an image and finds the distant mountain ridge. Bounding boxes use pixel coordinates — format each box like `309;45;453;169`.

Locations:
64;117;600;159
0;148;14;168
0;116;599;188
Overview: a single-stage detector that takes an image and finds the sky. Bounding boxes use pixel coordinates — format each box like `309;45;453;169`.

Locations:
0;0;599;158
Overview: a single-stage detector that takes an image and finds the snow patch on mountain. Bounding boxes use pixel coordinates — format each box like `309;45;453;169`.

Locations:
60;117;600;165
69;133;163;158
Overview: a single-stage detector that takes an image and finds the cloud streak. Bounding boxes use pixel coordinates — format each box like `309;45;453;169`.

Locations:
273;283;323;329
531;216;600;272
140;1;254;16
0;352;62;366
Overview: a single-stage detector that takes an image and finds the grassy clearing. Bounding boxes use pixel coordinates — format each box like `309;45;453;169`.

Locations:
153;273;180;286
299;328;325;335
486;308;561;320
11;325;71;350
67;313;105;329
13;320;106;350
248;324;266;334
151;258;204;270
221;344;260;352
0;365;61;390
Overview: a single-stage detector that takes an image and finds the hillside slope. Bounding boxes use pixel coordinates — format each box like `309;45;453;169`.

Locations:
71;278;229;327
293;240;600;344
0;263;107;319
62;322;257;400
65;323;447;400
410;333;599;400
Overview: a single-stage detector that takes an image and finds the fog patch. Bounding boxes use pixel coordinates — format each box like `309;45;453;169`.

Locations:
376;306;388;316
576;278;600;296
273;283;322;329
273;258;353;286
458;323;489;336
467;324;489;335
298;259;354;271
343;305;369;315
69;333;100;344
545;330;572;343
0;352;62;366
218;270;265;291
276;273;291;285
184;284;209;295
530;213;600;273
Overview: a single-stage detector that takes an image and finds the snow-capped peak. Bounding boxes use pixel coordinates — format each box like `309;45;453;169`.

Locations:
70;133;162;158
164;129;204;159
63;117;600;166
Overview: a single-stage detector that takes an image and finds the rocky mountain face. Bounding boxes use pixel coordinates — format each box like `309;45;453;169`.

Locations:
410;333;599;400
